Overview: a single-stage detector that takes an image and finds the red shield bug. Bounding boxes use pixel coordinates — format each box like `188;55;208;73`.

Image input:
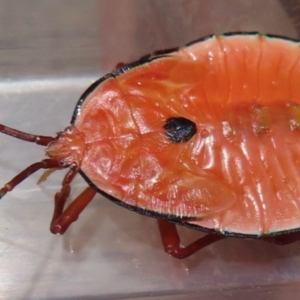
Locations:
1;32;300;259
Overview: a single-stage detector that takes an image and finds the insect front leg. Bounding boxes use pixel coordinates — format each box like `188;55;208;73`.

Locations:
50;165;78;225
157;219;226;259
0;159;62;198
50;167;96;235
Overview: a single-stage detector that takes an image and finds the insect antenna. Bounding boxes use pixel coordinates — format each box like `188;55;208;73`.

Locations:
0;123;54;146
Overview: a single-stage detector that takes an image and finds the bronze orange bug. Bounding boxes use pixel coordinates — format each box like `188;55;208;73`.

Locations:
1;32;300;259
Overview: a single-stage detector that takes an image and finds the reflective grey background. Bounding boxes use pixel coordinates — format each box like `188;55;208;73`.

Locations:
0;1;299;299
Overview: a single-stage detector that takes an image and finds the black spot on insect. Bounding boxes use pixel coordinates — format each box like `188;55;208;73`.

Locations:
164;117;197;143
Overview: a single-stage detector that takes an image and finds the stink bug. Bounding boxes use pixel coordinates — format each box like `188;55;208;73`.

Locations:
2;32;300;259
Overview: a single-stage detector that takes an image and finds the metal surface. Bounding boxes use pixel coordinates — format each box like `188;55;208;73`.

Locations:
0;0;299;299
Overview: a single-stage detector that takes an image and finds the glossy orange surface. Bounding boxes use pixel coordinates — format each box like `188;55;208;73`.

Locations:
74;34;300;236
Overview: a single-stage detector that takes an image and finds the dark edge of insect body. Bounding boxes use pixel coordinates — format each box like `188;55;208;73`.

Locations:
71;31;300;239
186;31;258;47
79;170;300;239
78;170;218;234
71;73;115;124
72;31;300;123
260;33;300;43
71;49;180;123
187;31;300;46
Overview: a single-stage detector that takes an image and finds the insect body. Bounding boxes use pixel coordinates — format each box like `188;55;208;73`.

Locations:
2;32;300;259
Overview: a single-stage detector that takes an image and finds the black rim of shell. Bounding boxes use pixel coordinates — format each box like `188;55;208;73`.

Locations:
71;32;300;238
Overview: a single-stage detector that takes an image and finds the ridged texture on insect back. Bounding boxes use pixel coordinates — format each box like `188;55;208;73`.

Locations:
73;33;300;237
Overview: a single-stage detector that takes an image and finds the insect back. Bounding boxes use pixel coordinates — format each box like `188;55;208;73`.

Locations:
2;32;300;259
72;51;238;220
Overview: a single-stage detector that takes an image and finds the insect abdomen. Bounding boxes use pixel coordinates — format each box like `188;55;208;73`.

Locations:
193;101;300;235
75;33;300;236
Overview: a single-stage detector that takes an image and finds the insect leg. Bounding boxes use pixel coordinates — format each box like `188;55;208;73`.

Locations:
50;166;78;226
157;219;226;259
0;159;61;198
264;231;300;245
50;186;96;235
115;62;125;69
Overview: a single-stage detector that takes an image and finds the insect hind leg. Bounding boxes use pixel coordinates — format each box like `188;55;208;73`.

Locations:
157;219;226;259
